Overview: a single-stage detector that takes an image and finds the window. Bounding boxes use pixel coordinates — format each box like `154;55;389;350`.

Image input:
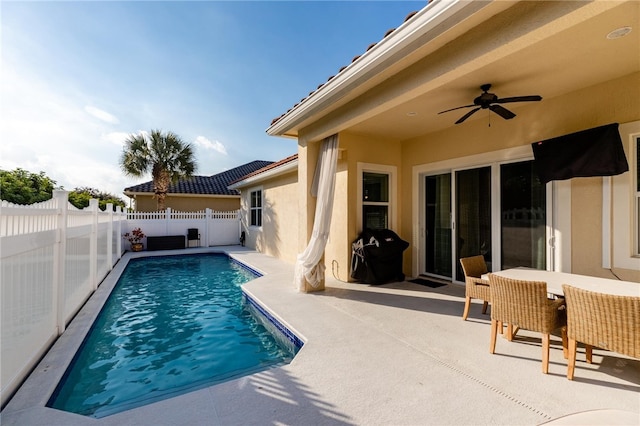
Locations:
250;190;262;227
362;172;389;229
358;163;397;232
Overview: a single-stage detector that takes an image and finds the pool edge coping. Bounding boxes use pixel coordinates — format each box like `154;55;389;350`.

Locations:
1;246;305;421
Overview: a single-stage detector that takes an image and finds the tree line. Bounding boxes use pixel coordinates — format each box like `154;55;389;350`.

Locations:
0;168;127;211
2;129;197;212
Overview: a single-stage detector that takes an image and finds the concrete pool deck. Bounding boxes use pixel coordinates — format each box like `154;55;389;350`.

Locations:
2;247;639;425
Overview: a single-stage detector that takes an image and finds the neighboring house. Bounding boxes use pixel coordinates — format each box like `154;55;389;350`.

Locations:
256;0;639;291
123;160;273;212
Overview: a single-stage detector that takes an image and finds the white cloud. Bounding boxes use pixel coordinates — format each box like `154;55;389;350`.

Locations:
101;132;131;147
194;136;227;155
0;65;140;197
84;106;120;124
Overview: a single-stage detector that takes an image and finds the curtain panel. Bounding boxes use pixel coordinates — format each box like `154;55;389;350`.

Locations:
294;134;339;291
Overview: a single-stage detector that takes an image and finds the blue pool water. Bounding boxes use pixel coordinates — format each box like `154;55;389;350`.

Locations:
48;254;300;418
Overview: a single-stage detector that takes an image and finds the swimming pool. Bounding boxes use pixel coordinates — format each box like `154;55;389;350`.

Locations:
47;253;301;418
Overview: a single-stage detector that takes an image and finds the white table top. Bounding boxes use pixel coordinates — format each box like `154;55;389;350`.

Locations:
482;268;640;297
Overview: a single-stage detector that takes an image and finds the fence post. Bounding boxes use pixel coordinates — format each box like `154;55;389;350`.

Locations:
206;208;212;247
116;206;123;258
106;203;113;269
53;190;69;335
90;199;98;291
166;207;171;234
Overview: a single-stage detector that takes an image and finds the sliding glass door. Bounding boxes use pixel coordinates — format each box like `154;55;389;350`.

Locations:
425;174;452;278
422;160;549;281
500;161;546;270
455;167;492;282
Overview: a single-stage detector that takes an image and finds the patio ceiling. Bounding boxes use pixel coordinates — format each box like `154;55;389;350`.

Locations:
268;0;639;143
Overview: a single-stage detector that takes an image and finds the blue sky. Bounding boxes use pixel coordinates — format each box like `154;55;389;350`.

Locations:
1;1;424;198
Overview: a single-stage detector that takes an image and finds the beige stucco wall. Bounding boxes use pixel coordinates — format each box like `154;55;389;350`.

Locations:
258;73;638;285
322;132;403;282
305;72;639;282
240;171;299;264
398;72;639;280
131;194;240;212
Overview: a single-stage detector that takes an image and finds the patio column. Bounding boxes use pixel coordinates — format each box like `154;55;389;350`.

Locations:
294;134;339;293
297;138;322;292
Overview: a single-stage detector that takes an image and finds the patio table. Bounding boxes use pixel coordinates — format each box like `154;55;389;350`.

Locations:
483;268;639;297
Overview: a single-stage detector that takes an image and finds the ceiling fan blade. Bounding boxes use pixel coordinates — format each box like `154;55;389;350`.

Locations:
495;95;542;104
490;104;516;120
438;104;476;114
455;107;481;124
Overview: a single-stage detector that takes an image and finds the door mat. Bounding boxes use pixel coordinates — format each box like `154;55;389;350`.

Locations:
408;278;448;288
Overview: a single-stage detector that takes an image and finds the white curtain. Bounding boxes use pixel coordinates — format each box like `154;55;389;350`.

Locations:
294;134;339;291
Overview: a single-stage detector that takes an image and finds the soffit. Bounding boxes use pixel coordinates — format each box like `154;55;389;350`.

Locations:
273;1;639;143
267;0;513;137
345;0;639;141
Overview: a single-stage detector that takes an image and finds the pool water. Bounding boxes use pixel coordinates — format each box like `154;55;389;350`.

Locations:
48;254;299;418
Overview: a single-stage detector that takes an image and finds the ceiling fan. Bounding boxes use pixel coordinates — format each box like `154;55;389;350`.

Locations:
438;84;542;124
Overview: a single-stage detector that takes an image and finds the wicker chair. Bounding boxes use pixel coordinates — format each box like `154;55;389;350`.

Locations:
487;274;567;374
562;284;640;380
459;255;491;320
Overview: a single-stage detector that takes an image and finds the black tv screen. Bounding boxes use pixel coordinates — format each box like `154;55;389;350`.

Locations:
531;123;628;184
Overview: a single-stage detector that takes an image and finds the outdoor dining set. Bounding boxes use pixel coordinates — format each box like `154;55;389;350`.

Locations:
460;255;640;379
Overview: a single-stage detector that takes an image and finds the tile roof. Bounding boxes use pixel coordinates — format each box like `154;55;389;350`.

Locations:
230;153;298;184
124;160;274;196
270;10;419;127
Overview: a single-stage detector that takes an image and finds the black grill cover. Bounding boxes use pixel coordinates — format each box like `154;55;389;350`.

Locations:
350;228;409;285
531;123;628;184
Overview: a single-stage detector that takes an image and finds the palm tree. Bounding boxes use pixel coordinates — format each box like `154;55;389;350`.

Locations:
120;129;197;211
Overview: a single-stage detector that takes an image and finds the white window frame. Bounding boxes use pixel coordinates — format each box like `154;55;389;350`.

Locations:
412;145;570;279
609;121;640;271
635;135;640;256
357;163;397;232
249;188;263;228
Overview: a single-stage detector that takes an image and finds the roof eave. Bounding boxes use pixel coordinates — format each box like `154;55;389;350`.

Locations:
228;159;299;190
265;0;487;138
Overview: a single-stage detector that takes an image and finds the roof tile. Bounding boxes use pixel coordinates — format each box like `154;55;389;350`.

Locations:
124;160;274;196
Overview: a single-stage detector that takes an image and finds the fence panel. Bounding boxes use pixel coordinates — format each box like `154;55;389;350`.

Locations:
209;211;241;246
1;244;57;409
0;192;125;407
63;229;92;324
126;208;240;248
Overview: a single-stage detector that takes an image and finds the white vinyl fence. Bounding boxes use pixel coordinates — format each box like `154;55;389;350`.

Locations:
126;208;241;248
0;190;125;407
0;193;241;407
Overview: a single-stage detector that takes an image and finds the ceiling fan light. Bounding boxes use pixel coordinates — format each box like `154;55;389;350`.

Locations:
606;26;632;39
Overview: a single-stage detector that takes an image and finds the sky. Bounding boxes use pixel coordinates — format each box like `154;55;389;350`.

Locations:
1;0;424;199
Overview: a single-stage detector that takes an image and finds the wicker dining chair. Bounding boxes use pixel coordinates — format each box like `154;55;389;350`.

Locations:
487;274;567;374
562;284;640;380
459;255;491;320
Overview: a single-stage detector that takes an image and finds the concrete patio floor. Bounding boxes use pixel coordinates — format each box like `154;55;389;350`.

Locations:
2;247;639;425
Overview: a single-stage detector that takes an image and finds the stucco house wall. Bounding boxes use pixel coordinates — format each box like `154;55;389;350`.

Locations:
240;171;299;264
318;132;403;282
133;194;240;212
398;73;640;282
261;0;639;290
291;72;639;284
